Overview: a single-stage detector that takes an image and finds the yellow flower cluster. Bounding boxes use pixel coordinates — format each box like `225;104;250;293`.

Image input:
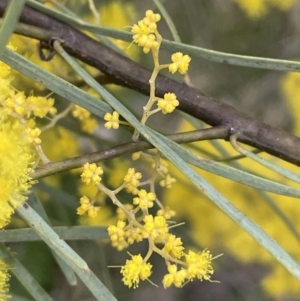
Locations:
104;111;120;129
25;127;42;145
143;214;169;242
133;189;156;209
108;208;214;289
72;104;98;134
0;115;34;228
103;167;215;289
124;168;142;194
105;11;192;136
76;10;211;291
78;156;214;289
107;220;128;250
157;92;179;114
160;173;176;188
162;234;184;259
132;10;161;53
163;250;213;288
169;52;192;75
77;196;100;218
25;95;57;118
0;57;57;153
152;158;176;189
0;43;64;299
121;254;152;289
81;163;103;185
157;206;176;219
2;90;56;119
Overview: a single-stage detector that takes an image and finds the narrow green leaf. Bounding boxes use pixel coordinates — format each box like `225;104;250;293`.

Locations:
162;137;300;198
152;0;181;43
68;22;300;73
260;191;300;243
230;136;300;184
27;191;78;286
0;226;108;242
0;0;26;57
20;0;300;73
16;203;88;271
11;295;33;301
16;204;116;301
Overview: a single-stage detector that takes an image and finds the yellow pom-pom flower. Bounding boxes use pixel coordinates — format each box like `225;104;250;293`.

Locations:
185;249;214;281
124;168;142;190
125;226;144;244
0;115;34;228
120;254;152;289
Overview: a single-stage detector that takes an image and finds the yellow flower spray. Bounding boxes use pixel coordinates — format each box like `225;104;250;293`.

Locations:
77;10;218;290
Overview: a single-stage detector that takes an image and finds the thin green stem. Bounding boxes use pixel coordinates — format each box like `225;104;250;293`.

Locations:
132;31;163;141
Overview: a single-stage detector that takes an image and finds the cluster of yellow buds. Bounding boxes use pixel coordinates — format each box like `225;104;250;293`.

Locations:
108;208;215;289
157;92;179;114
0;45;60;163
77;195;100;218
78;163;215;289
77;10;215;291
132;10;161;53
152;157;176;189
81;163;103;185
131;10;191;138
169;52;191;75
104;111;120;129
103;11;192;135
123;167;142;194
25;126;42;145
72;104;98;134
2;90;57;119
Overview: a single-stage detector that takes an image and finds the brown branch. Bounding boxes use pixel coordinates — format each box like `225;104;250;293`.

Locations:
32;126;229;179
0;1;300;165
